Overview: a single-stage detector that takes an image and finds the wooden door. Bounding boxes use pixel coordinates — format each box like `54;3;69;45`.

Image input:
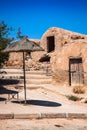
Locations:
69;58;84;86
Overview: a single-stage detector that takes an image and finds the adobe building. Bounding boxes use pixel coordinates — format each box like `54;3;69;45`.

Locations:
5;27;87;86
32;27;87;86
42;27;87;86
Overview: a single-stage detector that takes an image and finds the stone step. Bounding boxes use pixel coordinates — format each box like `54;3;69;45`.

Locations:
0;69;52;85
17;84;51;88
1;69;46;71
1;74;52;79
19;79;52;84
0;69;22;73
3;68;52;72
0;78;52;85
4;71;47;75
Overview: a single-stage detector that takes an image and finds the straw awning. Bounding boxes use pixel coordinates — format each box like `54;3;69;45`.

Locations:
3;37;44;53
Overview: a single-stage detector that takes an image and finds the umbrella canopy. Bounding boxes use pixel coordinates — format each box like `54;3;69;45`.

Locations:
2;37;44;53
2;37;44;103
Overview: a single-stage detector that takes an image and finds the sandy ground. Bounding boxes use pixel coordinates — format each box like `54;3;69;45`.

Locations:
0;118;87;130
0;87;87;114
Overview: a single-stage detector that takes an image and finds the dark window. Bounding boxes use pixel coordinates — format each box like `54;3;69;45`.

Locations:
47;36;55;53
25;51;31;60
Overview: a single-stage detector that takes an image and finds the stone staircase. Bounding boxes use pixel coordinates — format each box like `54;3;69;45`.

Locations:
0;69;52;89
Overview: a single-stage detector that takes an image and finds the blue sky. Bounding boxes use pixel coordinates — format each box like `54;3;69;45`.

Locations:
0;0;87;39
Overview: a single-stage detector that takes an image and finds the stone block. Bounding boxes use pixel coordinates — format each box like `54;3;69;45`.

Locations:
0;113;14;119
67;113;87;119
14;113;41;119
41;113;66;118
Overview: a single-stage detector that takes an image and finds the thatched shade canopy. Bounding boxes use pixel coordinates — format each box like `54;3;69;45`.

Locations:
2;37;44;53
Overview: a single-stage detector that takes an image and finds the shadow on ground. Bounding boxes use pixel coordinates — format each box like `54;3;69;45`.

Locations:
12;100;62;107
0;79;19;85
0;97;6;102
0;79;20;96
0;86;18;95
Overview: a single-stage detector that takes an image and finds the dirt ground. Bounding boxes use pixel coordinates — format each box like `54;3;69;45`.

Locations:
0;87;87;114
0;118;87;130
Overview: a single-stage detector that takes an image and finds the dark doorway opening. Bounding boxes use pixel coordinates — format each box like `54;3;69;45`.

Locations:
47;36;55;53
39;54;50;62
69;58;84;86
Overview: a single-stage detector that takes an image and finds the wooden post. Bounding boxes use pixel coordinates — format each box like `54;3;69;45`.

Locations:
23;52;26;103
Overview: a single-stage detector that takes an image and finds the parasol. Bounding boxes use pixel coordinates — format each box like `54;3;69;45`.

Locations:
2;37;44;103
